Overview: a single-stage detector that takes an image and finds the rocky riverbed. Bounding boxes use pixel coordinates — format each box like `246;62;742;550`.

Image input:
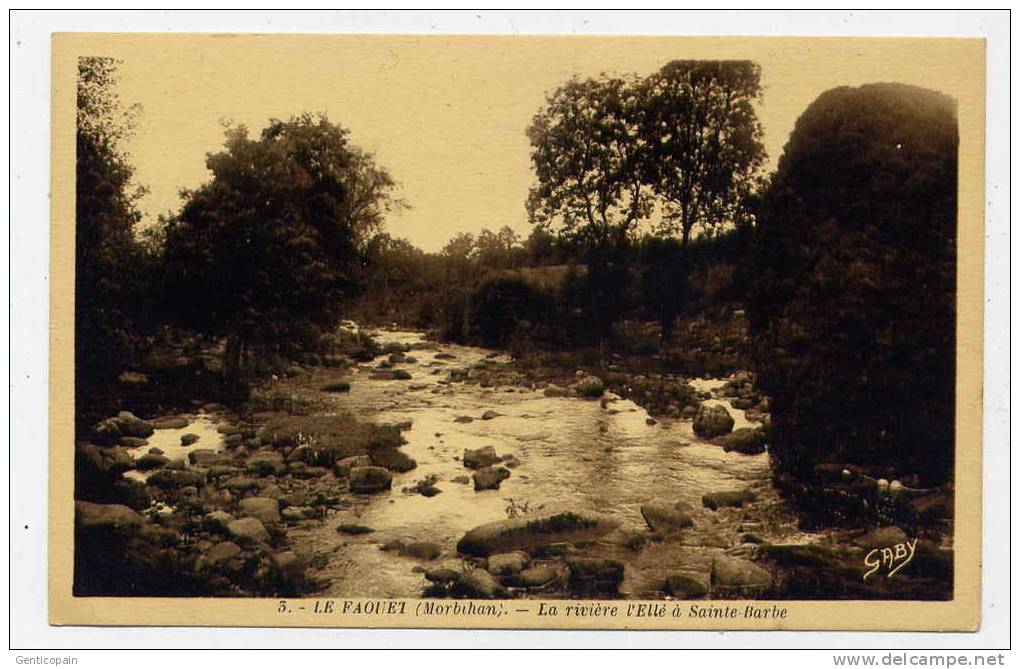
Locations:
74;327;954;600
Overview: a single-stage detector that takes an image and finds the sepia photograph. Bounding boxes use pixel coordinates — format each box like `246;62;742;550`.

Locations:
42;28;988;632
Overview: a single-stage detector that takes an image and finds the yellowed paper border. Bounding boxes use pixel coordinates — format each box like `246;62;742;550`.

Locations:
48;33;985;631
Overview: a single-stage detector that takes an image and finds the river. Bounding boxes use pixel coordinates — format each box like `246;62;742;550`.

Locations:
279;329;819;599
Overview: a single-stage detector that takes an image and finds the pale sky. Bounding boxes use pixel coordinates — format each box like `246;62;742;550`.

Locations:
95;35;973;251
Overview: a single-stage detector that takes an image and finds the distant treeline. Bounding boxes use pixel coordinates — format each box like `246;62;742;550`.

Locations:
350;223;751;353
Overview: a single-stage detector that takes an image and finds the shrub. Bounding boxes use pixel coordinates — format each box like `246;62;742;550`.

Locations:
320;381;351;393
747;83;957;487
469;276;553;347
575;375;606;398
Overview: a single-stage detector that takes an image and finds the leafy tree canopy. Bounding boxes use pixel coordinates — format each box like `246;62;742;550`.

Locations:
162;113;399;375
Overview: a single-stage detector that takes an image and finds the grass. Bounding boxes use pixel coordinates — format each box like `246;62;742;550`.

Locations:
256;413;404;466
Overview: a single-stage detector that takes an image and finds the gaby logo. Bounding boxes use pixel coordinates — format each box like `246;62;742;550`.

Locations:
863;539;918;581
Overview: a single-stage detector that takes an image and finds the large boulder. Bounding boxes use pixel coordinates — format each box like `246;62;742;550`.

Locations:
567;558;624;595
189;449;230;466
711;555;771;590
514;565;559;589
334;455;372;477
716;427;767;455
268;551;305;591
664;573;709;598
135;453;169;471
370;448;417;473
693;404;735;438
486;551;530;576
457;511;619;557
202;541;241;566
640;504;694;533
472;466;511;491
349;466;393;494
94;411;155;442
203;510;234;533
75;501;144;534
152;416;189;430
451;568;509;599
237;497;281;525
147;468;205;489
463;446;501;469
401;542;442;561
226;517;270;546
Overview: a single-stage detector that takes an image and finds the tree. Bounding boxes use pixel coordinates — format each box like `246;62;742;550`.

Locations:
638;61;765;343
162;114;377;383
747;83;958;493
336;147;407;252
75;56;149;418
640;60;766;249
474;226;520;269
526;75;653;248
441;232;477;263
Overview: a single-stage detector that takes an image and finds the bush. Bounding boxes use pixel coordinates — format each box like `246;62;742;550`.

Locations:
574;375;606;398
320;381;351;393
748;83;957;487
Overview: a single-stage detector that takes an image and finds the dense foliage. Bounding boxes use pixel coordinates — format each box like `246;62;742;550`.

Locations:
747;83;958;485
75;57;154;417
161;114;399;383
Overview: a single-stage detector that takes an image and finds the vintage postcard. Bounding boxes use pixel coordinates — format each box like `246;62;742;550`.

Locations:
49;33;985;631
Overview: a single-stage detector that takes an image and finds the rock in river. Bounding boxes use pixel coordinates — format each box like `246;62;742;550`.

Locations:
424;567;460;584
135;453;169;471
94;411;155;441
237;497;281;525
716;427;766;455
664;573;709;598
457;511;619;557
514;565;558;588
693;404;735;438
334;454;372;478
472;466;511;491
463;446;501;469
226;517;270;546
75;501;144;534
567;558;624;595
486;551;529;576
711;555;771;590
401;541;443;561
450;568;509;599
640;504;694;532
152;416;189;430
147;468;205;489
203;541;241;566
349;466;393;494
370;448;417;473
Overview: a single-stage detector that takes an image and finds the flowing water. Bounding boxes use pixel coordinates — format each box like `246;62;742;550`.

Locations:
288;330;820;598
